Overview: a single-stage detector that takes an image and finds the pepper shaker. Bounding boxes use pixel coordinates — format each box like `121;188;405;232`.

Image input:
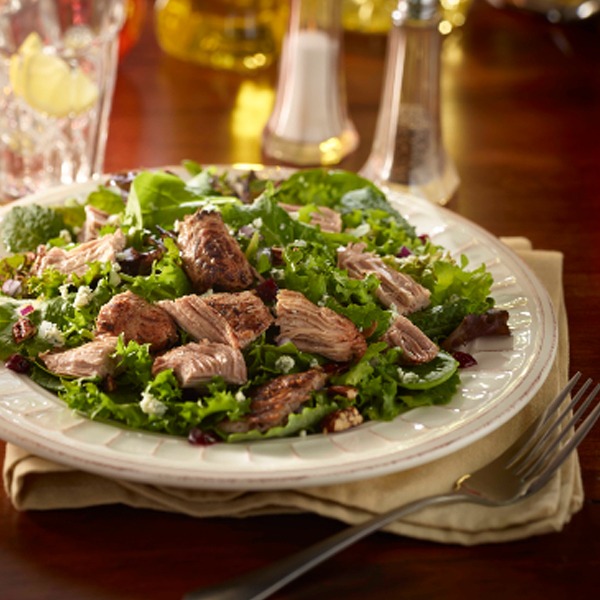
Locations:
360;0;459;205
262;0;359;166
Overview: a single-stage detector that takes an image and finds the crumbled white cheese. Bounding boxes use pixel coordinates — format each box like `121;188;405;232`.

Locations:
38;320;65;347
235;390;246;402
275;355;295;373
397;368;419;384
140;390;168;416
252;217;263;229
293;239;307;247
73;285;94;308
59;284;71;300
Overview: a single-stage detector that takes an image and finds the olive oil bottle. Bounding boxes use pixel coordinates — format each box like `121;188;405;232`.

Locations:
154;0;288;72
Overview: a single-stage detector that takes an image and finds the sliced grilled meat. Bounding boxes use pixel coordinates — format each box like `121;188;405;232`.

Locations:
159;291;273;349
32;229;126;277
176;209;254;293
40;336;119;379
203;291;274;348
279;203;343;233
219;367;328;433
152;341;247;387
275;289;366;362
96;291;178;353
338;243;430;314
78;205;111;242
381;315;439;364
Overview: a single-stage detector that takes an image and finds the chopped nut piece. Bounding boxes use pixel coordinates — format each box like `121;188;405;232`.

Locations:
321;406;364;433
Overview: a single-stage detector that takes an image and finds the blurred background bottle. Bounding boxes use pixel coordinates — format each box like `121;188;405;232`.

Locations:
154;0;288;72
342;0;472;34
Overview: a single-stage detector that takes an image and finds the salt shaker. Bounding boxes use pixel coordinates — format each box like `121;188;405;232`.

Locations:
262;0;359;166
360;0;459;205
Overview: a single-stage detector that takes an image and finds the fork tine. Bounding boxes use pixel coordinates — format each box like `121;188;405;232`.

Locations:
526;383;600;495
506;372;582;469
517;379;599;479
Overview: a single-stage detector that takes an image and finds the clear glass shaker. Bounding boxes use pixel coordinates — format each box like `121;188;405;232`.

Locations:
262;0;359;166
360;0;459;205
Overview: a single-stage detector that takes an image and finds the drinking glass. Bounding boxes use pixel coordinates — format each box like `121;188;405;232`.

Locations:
0;0;126;202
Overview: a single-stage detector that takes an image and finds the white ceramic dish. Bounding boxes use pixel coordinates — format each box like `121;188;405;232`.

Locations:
0;169;557;490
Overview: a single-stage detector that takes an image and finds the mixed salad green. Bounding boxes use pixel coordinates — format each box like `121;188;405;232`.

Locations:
0;165;498;443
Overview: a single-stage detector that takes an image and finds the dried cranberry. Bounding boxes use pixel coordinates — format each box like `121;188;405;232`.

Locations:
188;427;219;446
452;351;478;368
418;234;430;244
5;354;31;374
255;278;279;303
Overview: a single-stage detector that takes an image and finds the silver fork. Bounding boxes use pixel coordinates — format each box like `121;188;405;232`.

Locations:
183;372;600;600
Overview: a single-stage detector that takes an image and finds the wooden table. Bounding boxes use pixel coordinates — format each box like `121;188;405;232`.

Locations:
1;1;599;598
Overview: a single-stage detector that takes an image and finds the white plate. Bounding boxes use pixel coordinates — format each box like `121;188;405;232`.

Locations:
0;170;557;490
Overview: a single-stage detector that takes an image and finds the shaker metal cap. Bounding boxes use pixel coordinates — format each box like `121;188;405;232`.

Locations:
393;0;440;23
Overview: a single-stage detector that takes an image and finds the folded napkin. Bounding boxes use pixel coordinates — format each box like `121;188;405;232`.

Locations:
3;238;582;545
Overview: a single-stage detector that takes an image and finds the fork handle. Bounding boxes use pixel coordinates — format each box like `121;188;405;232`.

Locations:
182;492;461;600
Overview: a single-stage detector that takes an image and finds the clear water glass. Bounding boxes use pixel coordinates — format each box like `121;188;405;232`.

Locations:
0;0;126;202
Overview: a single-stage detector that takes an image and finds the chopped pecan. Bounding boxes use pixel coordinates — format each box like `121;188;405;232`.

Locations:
321;406;364;433
12;317;37;344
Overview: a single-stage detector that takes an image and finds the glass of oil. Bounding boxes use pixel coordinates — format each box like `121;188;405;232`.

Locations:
154;0;288;72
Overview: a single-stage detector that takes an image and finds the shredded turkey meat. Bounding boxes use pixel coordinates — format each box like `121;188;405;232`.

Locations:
159;291;273;349
176;209;254;293
40;336;119;379
32;229;126;278
152;341;247;387
338;242;430;314
381;315;439;364
279;203;343;233
219;368;329;433
96;290;178;353
275;289;366;362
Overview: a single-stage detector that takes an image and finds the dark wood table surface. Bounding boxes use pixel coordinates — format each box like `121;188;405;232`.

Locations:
1;1;599;598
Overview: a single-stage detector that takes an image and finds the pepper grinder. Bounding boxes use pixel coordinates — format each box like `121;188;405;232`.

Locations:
262;0;359;166
360;0;459;205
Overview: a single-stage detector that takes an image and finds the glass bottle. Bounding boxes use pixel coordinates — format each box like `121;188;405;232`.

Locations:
262;0;359;166
360;0;459;204
154;0;288;72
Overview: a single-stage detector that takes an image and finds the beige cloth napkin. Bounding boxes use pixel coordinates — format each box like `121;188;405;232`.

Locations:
2;238;582;545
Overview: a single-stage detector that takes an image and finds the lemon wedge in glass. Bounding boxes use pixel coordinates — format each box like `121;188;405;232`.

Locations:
9;32;99;118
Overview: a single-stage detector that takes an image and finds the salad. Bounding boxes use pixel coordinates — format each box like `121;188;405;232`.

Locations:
0;165;509;444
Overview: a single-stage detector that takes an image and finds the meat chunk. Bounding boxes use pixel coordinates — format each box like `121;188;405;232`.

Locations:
176;210;254;293
279;203;343;233
40;336;119;379
275;289;366;362
159;291;273;349
337;243;430;315
203;291;274;348
219;368;328;433
159;294;237;347
152;341;247;387
32;229;126;277
78;205;111;242
96;291;178;352
381;315;439;364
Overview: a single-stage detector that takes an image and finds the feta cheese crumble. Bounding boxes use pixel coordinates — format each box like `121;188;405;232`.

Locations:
275;355;295;373
73;285;94;308
140;390;168;416
38;320;65;347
